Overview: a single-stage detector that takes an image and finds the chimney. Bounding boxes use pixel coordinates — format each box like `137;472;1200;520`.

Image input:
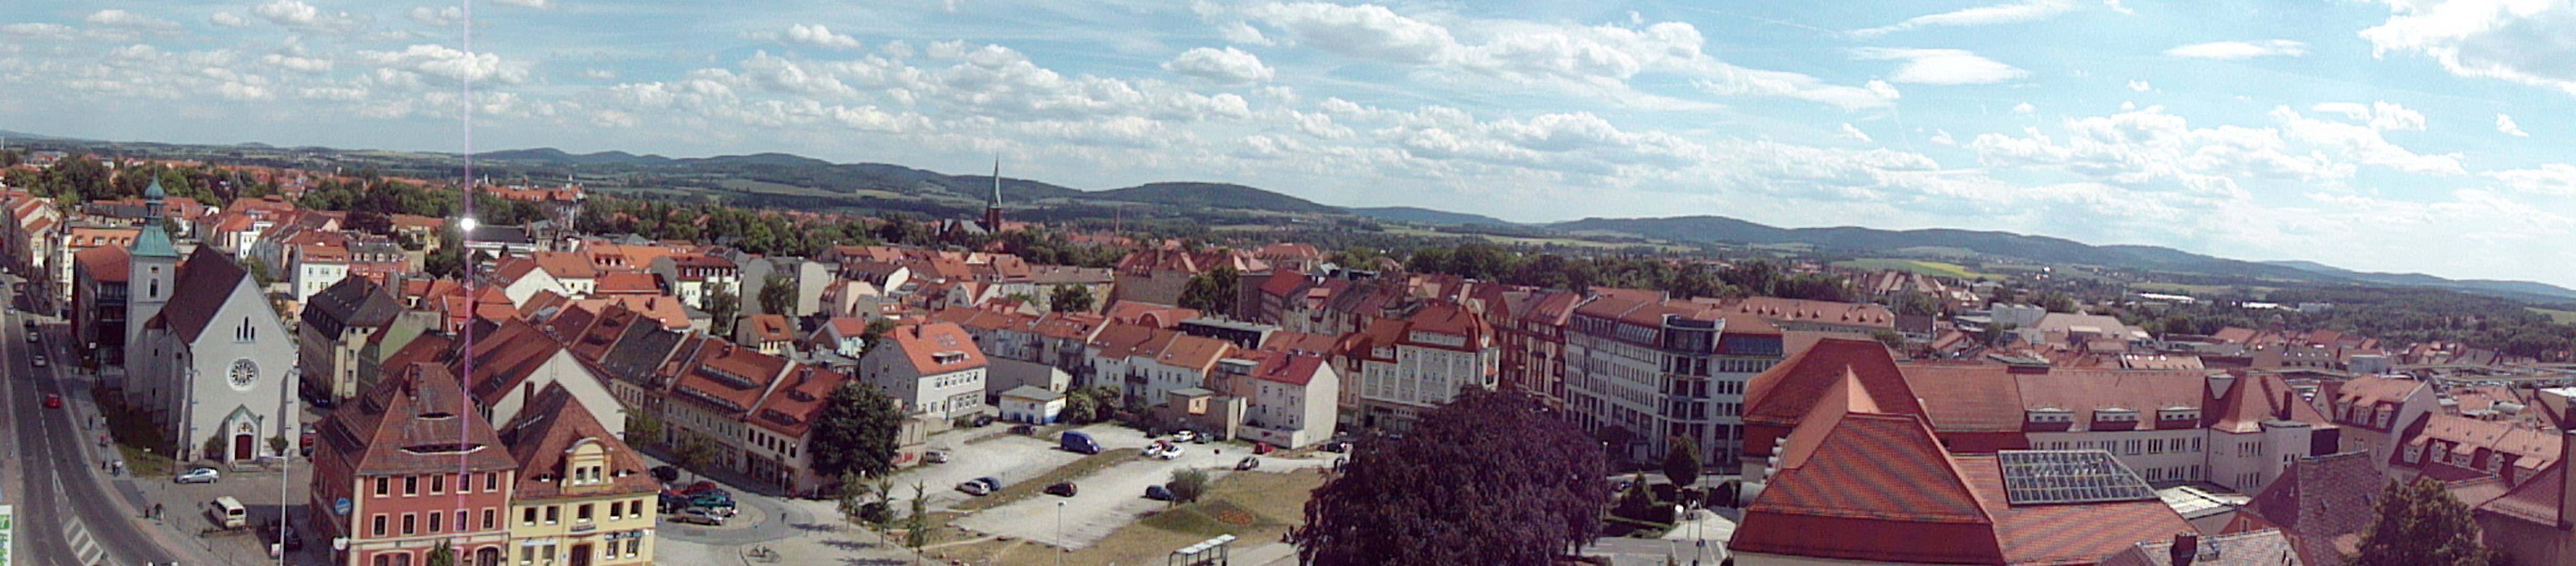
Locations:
2561;429;2575;528
2169;532;2198;566
2279;389;2296;421
523;380;535;401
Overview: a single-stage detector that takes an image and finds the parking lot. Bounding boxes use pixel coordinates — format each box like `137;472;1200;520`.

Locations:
947;426;1337;549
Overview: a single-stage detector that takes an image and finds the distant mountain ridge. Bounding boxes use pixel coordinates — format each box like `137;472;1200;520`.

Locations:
1351;206;1517;225
1554;215;2576;301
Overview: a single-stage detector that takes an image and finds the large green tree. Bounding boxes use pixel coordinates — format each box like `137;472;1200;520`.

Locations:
1294;389;1609;564
758;273;796;316
705;288;740;336
1179;265;1239;313
1048;284;1095;313
1662;436;1702;491
2349;478;2504;566
811;382;905;479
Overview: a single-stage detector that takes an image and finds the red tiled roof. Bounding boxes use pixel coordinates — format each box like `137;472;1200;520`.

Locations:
745;314;793;342
751;365;848;437
1965;456;2196;565
319;363;517;475
2480;461;2564;526
1738;372;2004;563
73;245;131;283
886;322;986;375
2210;372;2335;433
1744;338;1921;430
1899;365;2027;432
146;246;252;343
1104;301;1200;329
1729;296;1897;329
1252;353;1327;387
498;383;658;500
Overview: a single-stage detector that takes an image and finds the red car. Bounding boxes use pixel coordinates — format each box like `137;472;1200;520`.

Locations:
1252;442;1274;455
678;481;724;495
43;393;61;408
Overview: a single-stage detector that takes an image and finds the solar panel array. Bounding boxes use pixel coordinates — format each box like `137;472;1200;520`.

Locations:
1997;450;2156;505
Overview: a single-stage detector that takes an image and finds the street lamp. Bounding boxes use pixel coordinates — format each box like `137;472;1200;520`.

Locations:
1056;500;1066;566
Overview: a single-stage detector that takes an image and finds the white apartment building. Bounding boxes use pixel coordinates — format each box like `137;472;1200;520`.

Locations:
1564;296;1785;468
1341;302;1497;432
862;322;989;418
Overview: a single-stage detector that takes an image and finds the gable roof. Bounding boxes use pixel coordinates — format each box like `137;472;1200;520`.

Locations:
884;322;987;375
498;383;658;500
752;365;847;437
1744;338;1921;431
73;244;131;283
317;362;517;475
2243;451;2379;566
150;246;254;343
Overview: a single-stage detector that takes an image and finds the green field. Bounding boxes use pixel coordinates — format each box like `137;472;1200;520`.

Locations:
2529;307;2576;323
2133;281;2278;298
1833;258;1990;279
1381;226;1691;252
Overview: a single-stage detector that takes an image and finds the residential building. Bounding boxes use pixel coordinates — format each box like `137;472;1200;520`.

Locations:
1564;296;1786;467
1109;247;1265;307
298;276;403;403
997;385;1066;424
743;364;852;495
647;253;738;311
1338;302;1497;432
861;322;989;418
736;313;795;355
1240;353;1339;449
459;318;626;439
2097;530;2305;566
2239;451;2377;565
2387;413;2559;487
70;244;129;366
1124;332;1235;409
1731;372;2196;565
807;317;871;358
1727;296;1897;334
308;363;518;566
497;385;659;566
2470;426;2576;566
2327;375;2437;473
1497;288;1585;409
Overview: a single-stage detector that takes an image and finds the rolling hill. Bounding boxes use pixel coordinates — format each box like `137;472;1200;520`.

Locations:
1351;206;1517;225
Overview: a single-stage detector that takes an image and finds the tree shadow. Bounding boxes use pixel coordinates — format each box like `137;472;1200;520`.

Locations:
821;538;883;551
789;521;842;532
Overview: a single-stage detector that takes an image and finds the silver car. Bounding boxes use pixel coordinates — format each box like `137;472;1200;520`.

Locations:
174;467;221;484
669;507;726;526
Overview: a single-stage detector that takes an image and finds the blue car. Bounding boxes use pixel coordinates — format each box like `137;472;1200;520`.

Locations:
1145;485;1173;500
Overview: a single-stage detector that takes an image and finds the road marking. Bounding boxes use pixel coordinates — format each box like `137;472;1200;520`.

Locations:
65;522;102;565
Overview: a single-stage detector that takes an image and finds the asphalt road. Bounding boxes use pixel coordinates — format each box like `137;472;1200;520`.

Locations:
4;283;182;565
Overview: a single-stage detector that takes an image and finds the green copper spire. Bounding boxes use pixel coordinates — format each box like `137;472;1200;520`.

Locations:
131;178;178;258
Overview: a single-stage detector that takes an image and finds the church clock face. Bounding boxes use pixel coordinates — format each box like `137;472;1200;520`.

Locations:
228;359;257;390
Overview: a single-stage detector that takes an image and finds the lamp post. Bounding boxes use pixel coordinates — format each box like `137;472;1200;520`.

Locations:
1056;500;1066;566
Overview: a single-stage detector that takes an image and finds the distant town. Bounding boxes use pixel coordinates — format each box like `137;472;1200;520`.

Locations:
0;144;2563;566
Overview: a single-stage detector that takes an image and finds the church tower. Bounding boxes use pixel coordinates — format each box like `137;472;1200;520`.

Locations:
982;155;1004;232
126;178;179;356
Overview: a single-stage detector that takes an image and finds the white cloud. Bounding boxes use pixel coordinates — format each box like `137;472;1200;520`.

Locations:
2270;105;2463;175
2164;39;2308;60
2103;0;2134;15
265;53;334;73
210;12;250;28
493;0;555;8
1163;47;1275;84
2359;0;2576;96
2013;102;2036;113
88;9;182;31
2497;113;2530;136
2307;101;2425;132
2127;80;2153;92
1850;0;2078;37
1966;105;2352;199
2;23;77;41
1838;123;1873;143
2487;164;2576;195
1864;79;1901;101
1852;47;2028;84
1217;21;1273;46
583;68;617;80
1237;2;1456;65
778;24;861;49
408;6;463;26
254;1;367;34
1930;129;1957;145
361;44;532;85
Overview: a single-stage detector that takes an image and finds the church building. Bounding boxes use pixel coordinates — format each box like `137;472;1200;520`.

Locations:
126;179;298;463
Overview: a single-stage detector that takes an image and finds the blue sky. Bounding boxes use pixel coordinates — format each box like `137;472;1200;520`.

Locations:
6;1;2576;286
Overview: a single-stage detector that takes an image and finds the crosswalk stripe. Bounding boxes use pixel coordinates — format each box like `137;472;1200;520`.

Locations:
66;523;103;564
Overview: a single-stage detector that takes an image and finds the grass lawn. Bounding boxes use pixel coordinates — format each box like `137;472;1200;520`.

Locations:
939;469;1327;565
1833;258;1990;279
89;386;177;476
954;451;1131;512
2531;307;2576;324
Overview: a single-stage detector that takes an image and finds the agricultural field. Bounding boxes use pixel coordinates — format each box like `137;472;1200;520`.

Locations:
2529;307;2576;324
1833;258;1991;279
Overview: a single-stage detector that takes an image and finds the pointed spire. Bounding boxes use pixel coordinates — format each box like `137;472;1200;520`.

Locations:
991;152;1003;208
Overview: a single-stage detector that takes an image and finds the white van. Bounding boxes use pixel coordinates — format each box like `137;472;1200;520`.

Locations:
211;496;247;529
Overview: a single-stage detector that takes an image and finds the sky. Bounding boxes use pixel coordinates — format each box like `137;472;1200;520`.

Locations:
5;1;2576;286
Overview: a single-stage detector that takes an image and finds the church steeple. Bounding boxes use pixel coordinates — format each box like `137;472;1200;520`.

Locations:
131;178;178;258
982;153;1004;232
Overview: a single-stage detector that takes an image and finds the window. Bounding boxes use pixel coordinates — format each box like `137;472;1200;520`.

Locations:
457;510;469;532
523;507;538;526
429;510;443;532
626;539;642;557
545;505;559;525
431;474;444;494
401;513;416;535
375;477;389;496
484;508;496;530
404;476;418;496
372;514;387;536
577;504;594;523
2191;438;2202;453
522;546;534;564
486;472;499;491
2148;439;2163;454
455;473;469;493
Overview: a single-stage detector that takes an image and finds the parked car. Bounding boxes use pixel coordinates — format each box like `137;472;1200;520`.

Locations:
923;450;950;464
42;393;60;408
1155;444;1184;460
689;494;736;512
976;477;1003;492
657;491;691;513
175;467;221;484
31;354;46;367
1252;441;1274;454
1144;485;1174;500
1010;423;1037;436
957;481;992;496
972;414;995;427
670;507;726;526
1044;482;1078;497
1319;440;1350;453
1173;430;1198;443
1235;456;1261;471
1059;431;1101;454
678;481;724;495
650;465;681;483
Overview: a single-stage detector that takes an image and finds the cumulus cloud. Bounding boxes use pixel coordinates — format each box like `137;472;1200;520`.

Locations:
2164;39;2307;60
1163;47;1275;84
2307;101;2425;132
2127;80;2153;92
254;1;367;34
210;12;251;28
361;44;532;85
2487;164;2576;195
265;53;334;73
2013;102;2036;113
1838;123;1873;143
409;6;463;26
2;23;77;41
2359;0;2576;95
583;68;618;80
88;9;181;31
768;24;861;49
493;0;554;8
2497;113;2530;136
2270;105;2462;175
1850;0;2078;37
1236;2;1455;64
1852;47;2028;84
